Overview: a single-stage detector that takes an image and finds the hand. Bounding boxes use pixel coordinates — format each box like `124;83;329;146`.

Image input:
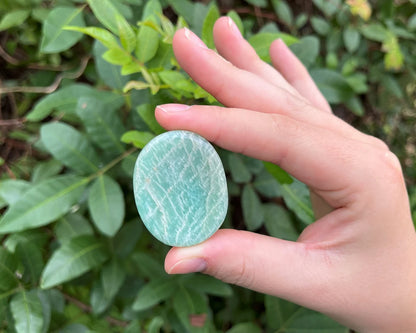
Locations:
155;17;416;332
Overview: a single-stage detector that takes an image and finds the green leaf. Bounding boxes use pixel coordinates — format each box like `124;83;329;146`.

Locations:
136;104;165;134
54;213;94;244
173;286;209;331
15;242;44;285
227;323;262;333
253;169;282;198
281;180;314;225
228;153;251;183
244;0;268;7
102;47;132;65
11;290;44;333
312;0;341;17
186;274;233;297
148;317;164;333
343;26;361;53
101;260;126;301
4;230;48;253
93;41;131;90
31;160;64;184
0;179;31;206
271;0;293;27
241;184;264;231
310;68;355;104
265;295;347;332
360;23;388;42
88;175;125;237
263;203;299;241
64;26;119;49
41;235;109;289
76;96;126;155
40;7;85;53
121;130;155;149
290;36;320;68
116;13;136;52
201;2;220;49
132;278;177;311
0;9;30;31
227;11;244;35
249;32;298;62
311;16;330;35
132;252;166;279
114;221;143;258
0;175;88;234
86;0;123;35
136;19;160;63
0;248;19;292
40;122;100;175
263;161;293;184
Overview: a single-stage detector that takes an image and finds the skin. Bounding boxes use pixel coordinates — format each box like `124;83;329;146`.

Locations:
155;17;416;332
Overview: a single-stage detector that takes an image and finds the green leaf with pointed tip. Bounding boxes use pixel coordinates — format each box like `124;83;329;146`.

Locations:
242;184;264;231
40;7;85;53
201;2;220;49
0;248;19;292
136;18;160;63
132;278;177;311
88;175;125;237
0;175;88;234
41;122;100;175
15;242;44;285
11;290;44;333
186;275;233;297
101;260;126;300
281;180;314;224
102;47;132;65
86;0;123;35
263;161;293;184
54;213;94;244
64;26;119;49
121;130;155;149
41;235;109;289
0;9;30;31
263;203;299;241
229;153;251;184
116;13;136;52
249;32;298;62
136;104;165;135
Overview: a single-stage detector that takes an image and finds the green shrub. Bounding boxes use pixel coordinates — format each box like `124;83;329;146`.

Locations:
0;0;414;332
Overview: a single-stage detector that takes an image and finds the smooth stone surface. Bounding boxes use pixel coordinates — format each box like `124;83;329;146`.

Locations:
133;130;228;247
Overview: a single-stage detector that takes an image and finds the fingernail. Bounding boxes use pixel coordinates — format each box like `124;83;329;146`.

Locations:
227;17;243;39
184;27;209;49
157;104;191;112
168;257;207;274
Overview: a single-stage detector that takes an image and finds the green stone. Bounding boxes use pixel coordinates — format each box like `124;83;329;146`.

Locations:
133;130;228;247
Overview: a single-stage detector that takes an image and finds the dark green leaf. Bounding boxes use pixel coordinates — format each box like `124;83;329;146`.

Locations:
76;96;126;155
311;16;330;35
148;317;164;333
244;0;268;8
281;180;314;225
10;290;44;333
136;104;165;134
186;274;233;297
343;26;361;53
40;7;85;53
290;36;320;68
271;0;293;27
31;160;64;183
114;221;143;258
227;322;262;333
253;169;282;198
4;230;49;253
0;9;30;31
121;130;155;149
0;175;88;234
229;153;251;183
90;279;111;315
241;184;264;231
132;277;177;311
15;242;44;285
263;203;299;241
201;2;220;49
310;68;355;104
101;259;126;301
132;252;166;279
312;0;341;17
0;248;19;292
41;122;100;175
41;235;109;289
88;174;125;237
54;213;94;244
360;23;388;42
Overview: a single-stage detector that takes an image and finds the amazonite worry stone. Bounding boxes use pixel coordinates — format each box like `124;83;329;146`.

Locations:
133;130;228;247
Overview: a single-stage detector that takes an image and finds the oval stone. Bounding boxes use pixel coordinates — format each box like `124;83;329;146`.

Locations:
133;130;228;247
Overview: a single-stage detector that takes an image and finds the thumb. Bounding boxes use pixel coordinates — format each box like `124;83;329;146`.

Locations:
165;229;335;310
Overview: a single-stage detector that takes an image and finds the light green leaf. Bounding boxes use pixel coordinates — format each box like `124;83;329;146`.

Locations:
312;0;341;17
242;184;264;231
228;153;251;184
310;68;355;104
263;161;293;184
136;19;160;63
0;179;31;206
253;169;282;198
102;47;132;65
311;16;330;35
41;122;100;175
0;248;19;292
64;26;119;49
116;13;136;52
132;278;177;311
136;104;165;135
86;0;123;35
201;2;220;49
4;230;48;253
88;175;125;237
0;175;88;234
54;213;94;244
0;9;30;31
263;203;299;241
281;180;314;225
360;23;388;42
31;160;64;184
40;7;85;53
173;286;209;331
343;26;361;53
227;323;262;333
76;96;126;155
121;130;155;149
142;0;162;20
11;290;44;333
227;11;244;35
41;235;109;289
148;317;164;333
249;32;298;62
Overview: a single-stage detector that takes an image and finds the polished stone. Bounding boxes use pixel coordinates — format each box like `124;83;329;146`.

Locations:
133;130;228;247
